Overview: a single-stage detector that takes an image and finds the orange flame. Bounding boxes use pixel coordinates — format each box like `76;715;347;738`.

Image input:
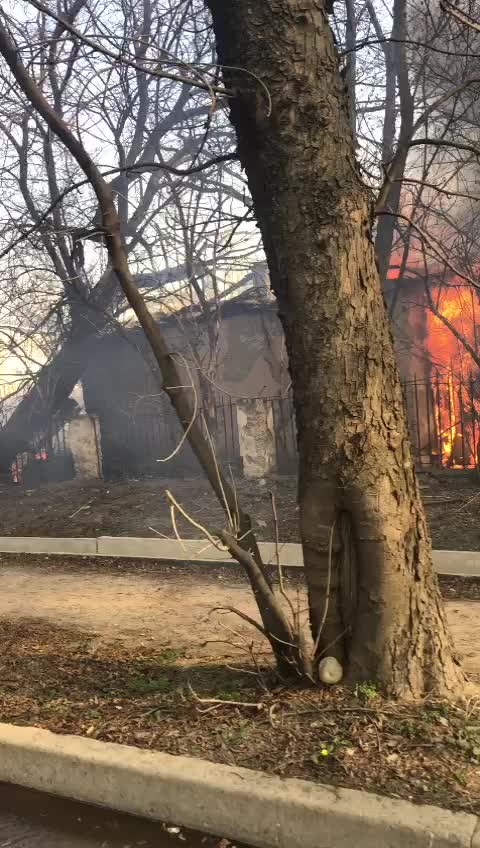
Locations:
389;248;480;466
425;286;478;466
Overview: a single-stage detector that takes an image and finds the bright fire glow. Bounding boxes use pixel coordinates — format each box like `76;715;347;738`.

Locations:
425;285;479;467
388;249;480;467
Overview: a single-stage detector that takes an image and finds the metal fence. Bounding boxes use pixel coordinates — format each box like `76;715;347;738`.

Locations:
98;395;297;480
12;418;74;486
14;376;477;485
402;373;480;469
99;397;242;480
99;375;480;479
271;396;297;473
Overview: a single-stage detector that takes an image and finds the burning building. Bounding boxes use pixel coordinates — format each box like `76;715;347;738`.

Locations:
388;251;480;469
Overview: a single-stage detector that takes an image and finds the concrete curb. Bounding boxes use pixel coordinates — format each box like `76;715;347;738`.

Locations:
0;536;98;556
431;550;480;577
0;723;477;848
0;535;480;576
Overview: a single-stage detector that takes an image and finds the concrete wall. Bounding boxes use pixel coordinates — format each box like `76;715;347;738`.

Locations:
67;415;102;480
78;292;436;478
80;302;293;477
237;399;276;477
82;303;290;418
215;310;289;397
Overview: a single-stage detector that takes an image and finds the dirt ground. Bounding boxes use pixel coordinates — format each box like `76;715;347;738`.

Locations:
1;470;480;551
1;554;480;817
0;554;479;675
0;475;299;542
0;555;272;659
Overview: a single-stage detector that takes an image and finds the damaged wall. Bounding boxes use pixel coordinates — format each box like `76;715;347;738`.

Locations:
67;415;102;480
236;398;277;477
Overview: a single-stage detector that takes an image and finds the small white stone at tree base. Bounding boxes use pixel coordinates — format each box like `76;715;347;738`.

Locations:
318;656;343;685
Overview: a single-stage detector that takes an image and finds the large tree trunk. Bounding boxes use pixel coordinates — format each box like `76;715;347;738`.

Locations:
206;0;463;697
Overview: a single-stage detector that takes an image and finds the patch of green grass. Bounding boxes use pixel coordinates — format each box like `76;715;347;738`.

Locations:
155;648;183;664
354;681;378;701
124;673;171;694
423;704;450;724
221;720;252;747
215;689;245;701
400;718;423;740
453;722;480;759
184;664;259;701
311;735;349;763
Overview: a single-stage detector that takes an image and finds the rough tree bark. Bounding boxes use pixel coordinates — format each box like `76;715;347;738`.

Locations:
206;0;463;697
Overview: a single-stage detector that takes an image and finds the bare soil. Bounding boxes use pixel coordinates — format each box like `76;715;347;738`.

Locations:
1;471;480;551
0;555;271;658
0;553;479;675
0;476;297;541
0;553;480;816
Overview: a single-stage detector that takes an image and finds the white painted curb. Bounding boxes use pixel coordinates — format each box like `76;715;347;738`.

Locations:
0;723;477;848
0;535;479;576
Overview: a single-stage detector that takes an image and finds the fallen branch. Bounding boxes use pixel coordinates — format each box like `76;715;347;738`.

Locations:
69;500;94;519
187;682;264;711
456;492;480;513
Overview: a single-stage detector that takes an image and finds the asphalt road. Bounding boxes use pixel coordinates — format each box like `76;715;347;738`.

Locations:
0;782;237;847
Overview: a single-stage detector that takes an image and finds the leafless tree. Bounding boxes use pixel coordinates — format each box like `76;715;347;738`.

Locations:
333;0;480;387
0;0;256;465
0;0;313;678
1;0;476;694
